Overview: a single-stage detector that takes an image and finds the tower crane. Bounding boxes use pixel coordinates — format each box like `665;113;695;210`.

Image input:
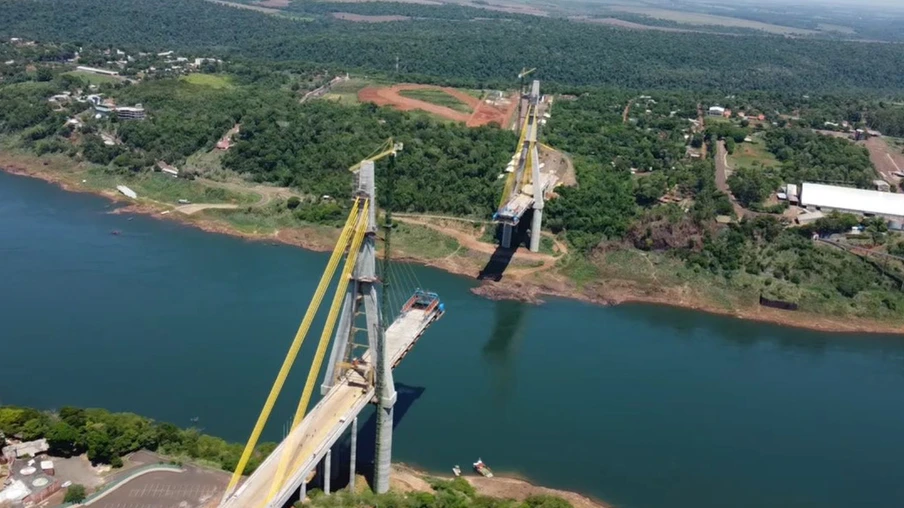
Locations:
348;138;403;173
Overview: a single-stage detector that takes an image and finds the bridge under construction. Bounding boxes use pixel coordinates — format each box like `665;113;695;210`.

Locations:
220;144;444;508
494;79;556;252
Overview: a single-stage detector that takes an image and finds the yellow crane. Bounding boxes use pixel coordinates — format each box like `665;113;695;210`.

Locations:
348;137;403;173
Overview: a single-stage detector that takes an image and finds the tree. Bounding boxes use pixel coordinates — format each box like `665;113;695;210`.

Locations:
47;422;83;457
286;196;301;209
64;484;87;503
728;167;778;207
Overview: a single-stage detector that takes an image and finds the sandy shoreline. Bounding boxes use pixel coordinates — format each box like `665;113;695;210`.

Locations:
4;162;904;336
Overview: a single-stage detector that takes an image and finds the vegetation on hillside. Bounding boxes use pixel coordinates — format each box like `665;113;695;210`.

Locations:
298;477;574;508
3;0;904;93
0;405;274;473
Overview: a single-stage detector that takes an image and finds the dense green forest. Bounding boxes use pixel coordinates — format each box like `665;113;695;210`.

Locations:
2;0;904;93
0;405;274;472
225;101;515;216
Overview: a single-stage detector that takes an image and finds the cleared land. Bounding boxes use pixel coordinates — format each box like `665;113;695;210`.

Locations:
64;70;122;85
865;137;904;185
399;88;473;113
607;6;819;35
181;73;234;89
359;84;516;127
332;12;411;22
728;134;778;169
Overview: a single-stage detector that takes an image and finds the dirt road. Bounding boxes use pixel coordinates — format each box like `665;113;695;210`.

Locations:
358;84;516;127
865;137;904;186
715;141;745;217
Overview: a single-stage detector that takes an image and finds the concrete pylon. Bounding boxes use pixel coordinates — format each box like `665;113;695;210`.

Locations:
319;160;396;494
528;80;543;253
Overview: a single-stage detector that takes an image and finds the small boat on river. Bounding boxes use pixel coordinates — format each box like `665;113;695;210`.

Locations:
473;458;493;478
452;465;461;477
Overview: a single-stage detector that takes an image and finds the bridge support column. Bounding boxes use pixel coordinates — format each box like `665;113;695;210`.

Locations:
299;481;306;504
501;224;513;249
324;449;331;495
375;405;394;493
529;208;542;253
349;417;358;491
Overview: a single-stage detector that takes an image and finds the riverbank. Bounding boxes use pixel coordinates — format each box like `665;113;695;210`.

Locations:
3;155;903;335
391;464;610;508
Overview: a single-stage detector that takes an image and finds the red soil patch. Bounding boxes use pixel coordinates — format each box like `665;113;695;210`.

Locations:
358;84;517;128
332;12;411;22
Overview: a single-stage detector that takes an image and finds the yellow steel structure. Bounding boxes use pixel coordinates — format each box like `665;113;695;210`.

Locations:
225;138;403;504
223;198;362;497
265;199;370;503
498;103;535;208
349;137;402;173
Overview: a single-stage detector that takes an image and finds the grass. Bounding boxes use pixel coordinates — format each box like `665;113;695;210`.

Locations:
398;88;472;113
81;169;256;205
393;223;461;259
181;73;234;89
64;70;121;85
184;148;225;174
729;134;779;169
320;78;374;105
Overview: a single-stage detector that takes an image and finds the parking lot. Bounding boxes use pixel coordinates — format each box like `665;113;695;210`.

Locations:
88;466;228;508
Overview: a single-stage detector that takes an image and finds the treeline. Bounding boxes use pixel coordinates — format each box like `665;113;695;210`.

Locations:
0;405;273;472
765;128;874;187
224;101;516;217
2;0;904;93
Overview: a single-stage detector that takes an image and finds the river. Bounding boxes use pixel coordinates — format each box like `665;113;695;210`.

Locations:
2;170;904;508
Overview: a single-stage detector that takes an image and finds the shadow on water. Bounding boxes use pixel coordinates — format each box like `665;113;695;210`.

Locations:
477;212;532;282
286;383;424;500
482;300;528;403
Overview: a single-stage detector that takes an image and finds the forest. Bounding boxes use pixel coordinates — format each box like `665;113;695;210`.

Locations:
2;0;904;93
0;405;274;473
224;101;515;217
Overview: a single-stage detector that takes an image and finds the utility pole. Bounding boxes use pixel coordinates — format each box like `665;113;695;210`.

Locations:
395;56;400;75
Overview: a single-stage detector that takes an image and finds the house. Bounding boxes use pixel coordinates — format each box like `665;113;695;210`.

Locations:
116;105;146;120
874;179;891;192
75;65;119;77
157;161;179;177
2;439;48;461
708;106;725;117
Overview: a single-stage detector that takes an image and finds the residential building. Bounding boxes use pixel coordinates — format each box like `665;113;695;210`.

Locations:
116;104;145;120
708;106;725;117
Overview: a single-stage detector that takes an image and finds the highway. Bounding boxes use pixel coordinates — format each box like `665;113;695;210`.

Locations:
221;307;439;508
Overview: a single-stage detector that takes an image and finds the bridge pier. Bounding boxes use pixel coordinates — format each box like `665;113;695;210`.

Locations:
299;482;306;504
324;449;331;495
501;224;514;249
529;208;542;253
349;417;357;491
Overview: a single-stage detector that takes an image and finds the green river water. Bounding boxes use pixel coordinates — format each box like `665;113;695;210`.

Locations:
2;171;904;508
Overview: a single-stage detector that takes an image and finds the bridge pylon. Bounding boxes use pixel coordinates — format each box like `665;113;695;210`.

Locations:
320;159;396;493
496;79;546;253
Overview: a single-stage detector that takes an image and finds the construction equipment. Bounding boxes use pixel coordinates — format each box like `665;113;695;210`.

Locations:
348;138;403;173
518;67;536;96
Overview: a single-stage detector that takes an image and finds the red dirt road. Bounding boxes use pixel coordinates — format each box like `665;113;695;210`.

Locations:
358;84;517;127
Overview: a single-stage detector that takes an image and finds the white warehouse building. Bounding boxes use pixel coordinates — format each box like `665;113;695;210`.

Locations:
799;182;904;221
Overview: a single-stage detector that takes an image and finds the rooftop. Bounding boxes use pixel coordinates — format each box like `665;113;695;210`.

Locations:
800;182;904;218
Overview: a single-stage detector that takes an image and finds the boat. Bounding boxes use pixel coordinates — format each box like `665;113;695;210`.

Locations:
473;458;493;478
452;465;461;477
110;230;121;236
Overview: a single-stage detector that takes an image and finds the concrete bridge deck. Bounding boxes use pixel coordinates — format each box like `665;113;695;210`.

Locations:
220;307;440;508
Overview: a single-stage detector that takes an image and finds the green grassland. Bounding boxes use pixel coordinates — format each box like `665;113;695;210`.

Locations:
399;88;472;113
181;73;234;89
82;169;256;204
64;70;122;85
729;134;779;169
320;78;375;105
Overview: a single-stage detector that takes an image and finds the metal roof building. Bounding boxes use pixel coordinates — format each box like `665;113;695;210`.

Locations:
800;182;904;220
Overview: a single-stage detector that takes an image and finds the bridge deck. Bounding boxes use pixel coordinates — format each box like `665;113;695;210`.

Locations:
495;173;556;224
221;307;440;508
